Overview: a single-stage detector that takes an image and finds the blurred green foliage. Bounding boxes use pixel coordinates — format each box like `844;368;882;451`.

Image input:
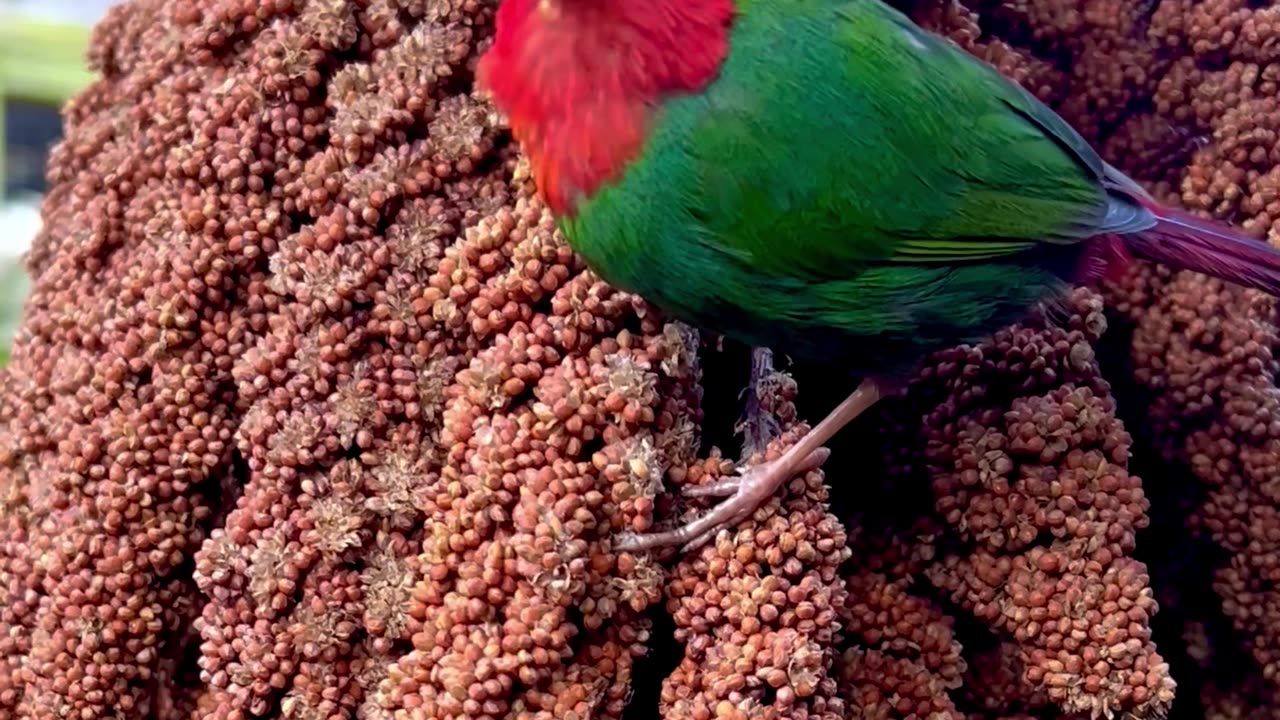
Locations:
0;12;95;369
0;260;25;368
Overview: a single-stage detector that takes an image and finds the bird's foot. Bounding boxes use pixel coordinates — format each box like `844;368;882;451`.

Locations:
616;376;888;556
613;446;831;554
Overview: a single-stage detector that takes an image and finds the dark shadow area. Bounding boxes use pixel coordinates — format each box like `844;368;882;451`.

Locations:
4;99;64;197
622;604;682;720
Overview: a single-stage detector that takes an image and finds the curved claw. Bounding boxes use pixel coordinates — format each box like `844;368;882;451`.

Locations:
682;479;740;499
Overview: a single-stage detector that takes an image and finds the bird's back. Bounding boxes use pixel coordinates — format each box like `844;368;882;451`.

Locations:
561;0;1119;377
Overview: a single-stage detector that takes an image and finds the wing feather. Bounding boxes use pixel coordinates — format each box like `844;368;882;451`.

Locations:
678;0;1112;273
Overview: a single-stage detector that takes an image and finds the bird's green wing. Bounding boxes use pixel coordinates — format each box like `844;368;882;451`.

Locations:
672;0;1112;275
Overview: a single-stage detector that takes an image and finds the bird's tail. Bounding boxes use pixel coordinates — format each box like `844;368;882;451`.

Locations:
1122;201;1280;295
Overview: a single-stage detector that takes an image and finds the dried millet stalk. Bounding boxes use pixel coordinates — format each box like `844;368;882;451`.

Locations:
862;289;1176;720
7;0;1280;719
908;0;1280;715
911;0;1280;703
0;0;704;718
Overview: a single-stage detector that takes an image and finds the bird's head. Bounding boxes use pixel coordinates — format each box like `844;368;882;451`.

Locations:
475;0;733;214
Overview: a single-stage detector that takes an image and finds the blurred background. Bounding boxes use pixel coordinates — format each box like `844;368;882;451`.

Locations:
0;0;112;366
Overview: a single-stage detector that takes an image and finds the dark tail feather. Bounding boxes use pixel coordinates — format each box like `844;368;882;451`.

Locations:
1123;202;1280;295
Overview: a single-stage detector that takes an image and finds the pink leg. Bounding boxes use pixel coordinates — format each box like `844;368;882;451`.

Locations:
614;377;888;554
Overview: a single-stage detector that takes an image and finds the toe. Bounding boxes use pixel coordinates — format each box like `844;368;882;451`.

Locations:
613;531;675;552
794;447;830;475
683;478;741;498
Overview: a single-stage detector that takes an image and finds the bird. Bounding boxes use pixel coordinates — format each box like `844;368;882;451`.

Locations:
474;0;1280;554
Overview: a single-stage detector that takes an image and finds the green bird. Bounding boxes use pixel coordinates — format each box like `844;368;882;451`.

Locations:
476;0;1280;553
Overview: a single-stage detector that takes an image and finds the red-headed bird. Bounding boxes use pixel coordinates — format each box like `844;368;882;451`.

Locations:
476;0;1280;553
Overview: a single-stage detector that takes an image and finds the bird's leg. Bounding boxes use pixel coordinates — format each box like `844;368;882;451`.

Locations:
614;377;888;554
738;347;782;459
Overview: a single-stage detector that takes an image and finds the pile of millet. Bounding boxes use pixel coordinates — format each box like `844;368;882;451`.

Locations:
912;0;1280;715
2;0;700;717
2;0;1280;718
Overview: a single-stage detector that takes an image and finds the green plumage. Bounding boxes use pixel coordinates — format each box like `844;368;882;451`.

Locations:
560;0;1125;378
